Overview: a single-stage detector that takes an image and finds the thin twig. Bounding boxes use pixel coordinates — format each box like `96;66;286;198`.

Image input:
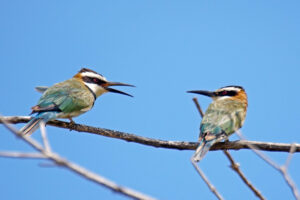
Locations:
0;115;156;200
192;97;204;117
191;98;224;200
236;130;300;200
40;121;52;152
235;131;282;170
191;159;224;200
0;151;46;159
1;116;299;152
223;150;265;200
284;143;297;169
281;144;299;200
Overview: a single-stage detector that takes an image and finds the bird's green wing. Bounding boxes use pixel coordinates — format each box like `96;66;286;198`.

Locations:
200;99;245;137
35;79;94;114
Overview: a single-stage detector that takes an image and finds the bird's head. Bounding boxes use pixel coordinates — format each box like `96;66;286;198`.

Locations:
187;85;247;105
74;68;134;98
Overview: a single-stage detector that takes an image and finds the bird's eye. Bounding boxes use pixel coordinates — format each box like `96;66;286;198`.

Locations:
93;78;98;83
222;91;227;95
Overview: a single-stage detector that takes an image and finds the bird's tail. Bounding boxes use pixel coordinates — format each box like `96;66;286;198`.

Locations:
20;112;56;136
192;139;215;162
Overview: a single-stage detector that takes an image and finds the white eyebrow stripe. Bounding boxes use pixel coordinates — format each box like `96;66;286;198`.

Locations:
218;87;240;92
81;72;107;81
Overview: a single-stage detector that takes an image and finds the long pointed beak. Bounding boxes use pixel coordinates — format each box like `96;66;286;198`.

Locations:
103;82;135;97
187;90;215;97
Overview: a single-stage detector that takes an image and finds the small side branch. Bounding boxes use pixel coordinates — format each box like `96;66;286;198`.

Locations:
40;121;52;152
0;151;46;159
236;131;300;200
223;150;265;200
191;159;224;200
192;97;205;117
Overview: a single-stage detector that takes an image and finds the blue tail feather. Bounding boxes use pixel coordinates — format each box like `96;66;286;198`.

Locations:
20;112;57;136
192;139;216;162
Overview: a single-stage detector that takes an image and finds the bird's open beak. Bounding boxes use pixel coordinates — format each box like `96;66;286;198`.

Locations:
102;82;135;97
187;90;216;97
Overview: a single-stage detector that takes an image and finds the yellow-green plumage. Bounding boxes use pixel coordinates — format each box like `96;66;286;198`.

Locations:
200;98;246;138
21;68;134;136
188;85;248;162
36;78;95;118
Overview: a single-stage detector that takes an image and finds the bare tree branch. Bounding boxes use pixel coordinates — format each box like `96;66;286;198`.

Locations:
192;97;205;117
284;143;297;169
0;116;156;200
1;116;300;153
223;150;265;200
191;159;224;200
236;130;300;200
0;151;46;159
39;121;51;152
191;98;224;200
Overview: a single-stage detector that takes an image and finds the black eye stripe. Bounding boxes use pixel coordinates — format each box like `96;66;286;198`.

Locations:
217;90;237;96
82;76;106;85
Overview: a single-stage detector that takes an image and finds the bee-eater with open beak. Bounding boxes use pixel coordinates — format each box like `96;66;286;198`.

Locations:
21;68;134;135
187;86;248;162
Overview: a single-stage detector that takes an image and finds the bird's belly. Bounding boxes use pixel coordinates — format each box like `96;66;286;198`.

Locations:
57;110;87;119
56;104;92;119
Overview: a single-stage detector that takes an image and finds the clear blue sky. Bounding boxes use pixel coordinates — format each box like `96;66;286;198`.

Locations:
0;1;299;199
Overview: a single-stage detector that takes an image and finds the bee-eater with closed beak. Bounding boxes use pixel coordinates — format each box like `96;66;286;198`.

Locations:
187;86;248;162
21;68;134;135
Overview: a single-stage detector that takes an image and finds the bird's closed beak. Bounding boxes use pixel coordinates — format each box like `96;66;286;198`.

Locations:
187;90;216;97
102;82;135;97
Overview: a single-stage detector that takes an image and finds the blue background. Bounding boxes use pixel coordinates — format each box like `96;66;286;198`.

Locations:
0;1;299;199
